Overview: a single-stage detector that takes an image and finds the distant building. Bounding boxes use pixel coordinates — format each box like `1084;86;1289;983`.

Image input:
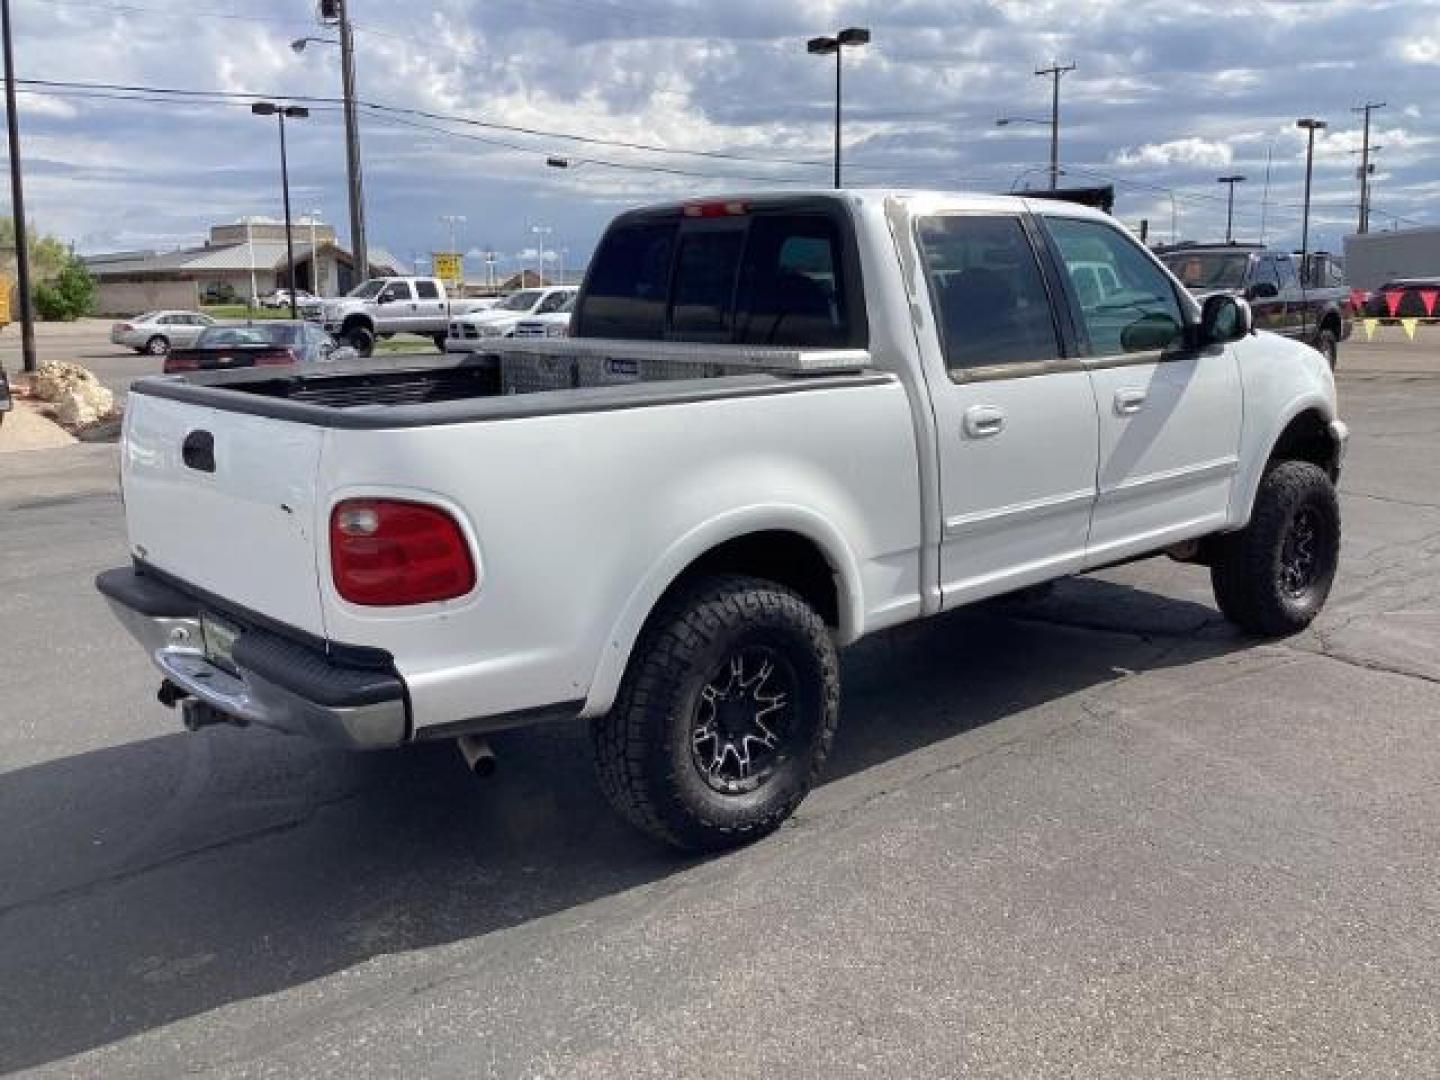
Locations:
82;218;408;315
1344;226;1440;291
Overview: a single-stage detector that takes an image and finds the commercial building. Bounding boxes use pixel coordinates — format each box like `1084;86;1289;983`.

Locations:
83;218;408;315
1343;226;1440;290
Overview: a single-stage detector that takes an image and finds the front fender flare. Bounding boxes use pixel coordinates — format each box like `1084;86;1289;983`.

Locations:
1228;393;1341;528
579;505;865;718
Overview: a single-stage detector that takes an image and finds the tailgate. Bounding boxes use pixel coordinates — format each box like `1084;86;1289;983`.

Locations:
122;392;329;636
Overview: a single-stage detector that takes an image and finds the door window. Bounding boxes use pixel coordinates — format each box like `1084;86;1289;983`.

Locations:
380;281;412;302
414;280;441;300
538;290;573;314
1252;257;1281;295
1275;256;1301;293
1045;217;1185;356
915;215;1061;377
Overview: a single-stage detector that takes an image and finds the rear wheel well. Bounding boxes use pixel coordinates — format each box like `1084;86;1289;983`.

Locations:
1270;409;1338;479
668;531;840;629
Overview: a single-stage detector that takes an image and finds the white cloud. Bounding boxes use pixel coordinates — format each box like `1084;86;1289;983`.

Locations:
1112;137;1234;168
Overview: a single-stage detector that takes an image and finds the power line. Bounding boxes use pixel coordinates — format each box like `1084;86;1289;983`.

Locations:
14;77;838;171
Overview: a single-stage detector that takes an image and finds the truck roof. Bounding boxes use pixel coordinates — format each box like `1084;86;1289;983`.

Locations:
611;189;1116;223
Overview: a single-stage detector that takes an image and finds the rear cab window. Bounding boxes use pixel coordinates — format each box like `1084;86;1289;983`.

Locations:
573;200;866;348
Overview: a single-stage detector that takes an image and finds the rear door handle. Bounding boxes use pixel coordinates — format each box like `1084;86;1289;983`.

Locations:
1114;389;1147;416
963;405;1006;438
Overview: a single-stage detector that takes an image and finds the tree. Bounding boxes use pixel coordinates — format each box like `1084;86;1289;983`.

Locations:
0;216;70;282
32;256;96;321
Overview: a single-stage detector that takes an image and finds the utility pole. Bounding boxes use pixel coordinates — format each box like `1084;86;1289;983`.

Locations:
1353;101;1385;234
1036;61;1076;191
322;0;368;283
2;0;36;373
1217;175;1246;243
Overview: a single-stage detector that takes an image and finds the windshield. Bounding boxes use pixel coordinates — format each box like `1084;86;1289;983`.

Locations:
496;289;544;311
346;279;387;299
1161;252;1250;290
195;324;301;347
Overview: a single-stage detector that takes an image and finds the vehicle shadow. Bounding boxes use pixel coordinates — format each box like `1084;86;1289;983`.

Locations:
0;575;1240;1072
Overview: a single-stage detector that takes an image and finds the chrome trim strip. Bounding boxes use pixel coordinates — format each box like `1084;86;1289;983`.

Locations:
944;487;1095;536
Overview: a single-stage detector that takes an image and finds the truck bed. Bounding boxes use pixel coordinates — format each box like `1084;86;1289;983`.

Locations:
128;341;879;427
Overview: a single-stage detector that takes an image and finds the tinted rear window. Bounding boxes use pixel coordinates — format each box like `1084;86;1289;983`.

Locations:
576;208;862;347
580;221;677;339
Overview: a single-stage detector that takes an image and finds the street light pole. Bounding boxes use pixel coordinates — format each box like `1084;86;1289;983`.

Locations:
1036;61;1075;191
2;0;36;373
1296;118;1327;279
806;27;869;189
1217;175;1246;243
252;102;309;319
299;2;367;283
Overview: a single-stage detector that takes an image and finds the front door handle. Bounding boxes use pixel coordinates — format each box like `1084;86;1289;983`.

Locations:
963;405;1007;438
1114;389;1147;416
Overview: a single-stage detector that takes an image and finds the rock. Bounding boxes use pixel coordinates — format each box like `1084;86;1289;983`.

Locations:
34;361;104;404
54;382;115;427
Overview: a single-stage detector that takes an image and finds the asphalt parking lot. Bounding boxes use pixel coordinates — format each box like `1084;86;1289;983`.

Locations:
1;341;1438;1077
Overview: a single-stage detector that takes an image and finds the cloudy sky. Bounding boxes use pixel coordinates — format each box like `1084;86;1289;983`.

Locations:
5;0;1438;278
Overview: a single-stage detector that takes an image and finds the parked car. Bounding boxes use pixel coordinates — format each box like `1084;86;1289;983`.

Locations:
1360;277;1440;319
306;277;495;356
0;365;11;428
260;288;316;310
512;294;575;338
1156;243;1352;367
99;191;1347;851
111;311;216;356
163;321;353;373
446;286;578;350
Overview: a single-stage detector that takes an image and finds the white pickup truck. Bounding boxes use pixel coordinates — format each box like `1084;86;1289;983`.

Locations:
99;191;1347;851
304;276;495;356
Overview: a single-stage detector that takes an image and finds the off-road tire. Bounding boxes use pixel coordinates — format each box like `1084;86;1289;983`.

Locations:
592;574;840;852
343;325;375;357
1211;460;1340;637
1316;327;1338;369
145;335;170;356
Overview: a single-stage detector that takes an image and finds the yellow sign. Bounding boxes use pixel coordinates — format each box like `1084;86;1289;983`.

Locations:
0;273;12;328
432;252;463;287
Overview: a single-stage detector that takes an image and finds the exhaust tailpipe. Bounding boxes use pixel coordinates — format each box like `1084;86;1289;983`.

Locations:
457;734;497;778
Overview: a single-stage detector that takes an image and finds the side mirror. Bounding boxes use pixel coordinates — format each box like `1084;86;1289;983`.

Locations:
1120;312;1183;353
1247;281;1279;300
1200;294;1252;345
376;292;392;305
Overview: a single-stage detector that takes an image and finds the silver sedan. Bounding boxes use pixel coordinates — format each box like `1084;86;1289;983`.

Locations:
110;311;216;356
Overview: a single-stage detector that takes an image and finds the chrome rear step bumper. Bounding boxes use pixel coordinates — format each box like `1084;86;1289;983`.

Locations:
97;565;409;749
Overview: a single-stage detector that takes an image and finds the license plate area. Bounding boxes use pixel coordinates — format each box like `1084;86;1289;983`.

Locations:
200;613;241;674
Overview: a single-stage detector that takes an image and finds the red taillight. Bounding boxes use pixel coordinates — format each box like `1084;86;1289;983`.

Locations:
682;200;748;218
164;353;198;373
255;348;300;367
115;323;133;333
330;499;476;606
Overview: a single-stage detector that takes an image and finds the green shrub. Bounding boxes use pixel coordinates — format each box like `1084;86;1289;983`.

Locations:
32;255;96;321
